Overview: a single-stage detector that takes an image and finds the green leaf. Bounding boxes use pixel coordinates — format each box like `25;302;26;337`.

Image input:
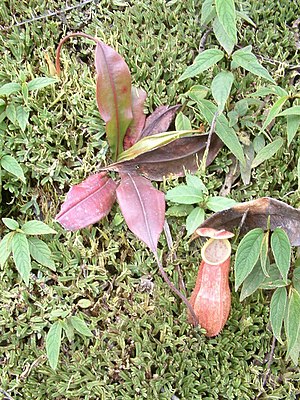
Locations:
16;105;30;131
22;220;57;235
61;320;75;342
196;99;245;165
270;287;287;343
46;321;63;370
262;96;289;130
6;103;17;124
0;82;21;96
251;85;288;97
117;129;199;162
28;237;56;271
27;77;57;91
251;138;283;169
188;85;210;101
212;16;235;55
234;228;264;290
215;0;237;45
286;289;300;358
0;232;14;267
12;233;31;285
178;49;224;82
0;154;26;183
70;316;93;337
2;218;19;230
240;259;266;301
175;112;192;130
278;106;300;117
260;231;269;276
232;47;275;83
236;10;256;27
271;228;291;284
206;196;236;212
201;0;216;25
166;204;194;217
186;207;205;236
166;185;204;204
211;71;234;112
287;114;300;146
186;174;207;193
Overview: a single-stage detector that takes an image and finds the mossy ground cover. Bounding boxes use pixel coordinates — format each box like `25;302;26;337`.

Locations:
0;0;300;399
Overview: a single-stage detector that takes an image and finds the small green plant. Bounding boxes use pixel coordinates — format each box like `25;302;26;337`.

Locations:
166;173;236;235
0;218;57;285
235;226;300;365
46;310;93;370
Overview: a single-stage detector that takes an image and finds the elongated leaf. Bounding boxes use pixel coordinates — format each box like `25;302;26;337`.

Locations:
123;86;147;150
201;0;215;26
213;16;235;55
232;46;275;83
28;237;56;271
186;174;207;193
56;173;117;231
278;106;300;116
140;105;180;139
178;49;224;82
2;218;19;230
27;77;57;91
46;321;63;370
22;220;57;235
215;0;237;45
0;232;14;267
175;112;192;131
6;103;17;124
262;96;289;130
240;260;266;301
0;154;25;182
166;185;204;204
116;173;165;252
287;114;300;146
117;129;201;162
186;207;205;236
196;99;245;165
206;196;236;212
16;105;30;131
287;289;300;357
271;227;291;284
0;82;21;96
270;287;287;343
236;10;256;27
251;85;288;97
211;71;234;112
95;42;133;160
107;134;222;181
70;316;93;337
251;138;283;168
12;233;31;285
234;228;264;290
260;231;269;276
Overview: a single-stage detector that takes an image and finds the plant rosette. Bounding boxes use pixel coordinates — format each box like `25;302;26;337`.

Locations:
189;228;234;337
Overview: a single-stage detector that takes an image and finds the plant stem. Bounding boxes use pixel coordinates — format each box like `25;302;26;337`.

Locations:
201;111;219;173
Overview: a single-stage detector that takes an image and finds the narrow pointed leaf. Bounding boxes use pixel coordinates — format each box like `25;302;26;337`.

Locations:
278;106;300;116
70;316;93;337
46;321;63;370
287;114;300;146
178;49;224;82
287;289;300;357
240;260;266;301
260;231;269;276
27;77;57;91
215;0;237;45
166;185;204;204
262;96;289;130
95;42;133;160
206;196;236;212
123;87;147;150
2;218;19;230
270;287;287;343
140;105;180;139
22;220;57;235
0;155;25;183
211;71;234;112
213;16;235;55
28;237;56;271
186;207;205;236
271;227;291;284
251;138;283;168
116;173;165;252
56;173;117;231
0;82;21;96
12;233;31;285
0;232;14;267
201;0;216;25
16;105;30;131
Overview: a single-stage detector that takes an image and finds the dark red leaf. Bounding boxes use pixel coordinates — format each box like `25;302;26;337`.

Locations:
116;173;165;252
95;42;133;160
123;87;147;150
107;133;223;181
199;197;300;246
56;173;117;231
140;105;180;138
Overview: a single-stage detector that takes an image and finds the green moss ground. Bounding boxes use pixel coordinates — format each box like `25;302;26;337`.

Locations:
0;0;300;399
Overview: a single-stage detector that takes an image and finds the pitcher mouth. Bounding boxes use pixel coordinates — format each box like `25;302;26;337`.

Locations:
201;238;232;265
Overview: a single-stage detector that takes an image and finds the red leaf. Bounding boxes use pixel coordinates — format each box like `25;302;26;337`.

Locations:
56;173;117;231
140;105;180;138
116;173;165;252
123;87;147;150
95;42;133;160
